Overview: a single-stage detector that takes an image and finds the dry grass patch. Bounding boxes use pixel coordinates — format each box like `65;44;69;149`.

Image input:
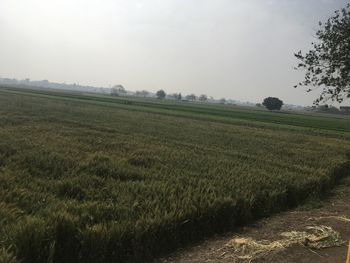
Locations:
224;225;344;261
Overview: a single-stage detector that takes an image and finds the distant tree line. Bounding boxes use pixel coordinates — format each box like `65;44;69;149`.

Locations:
111;86;289;113
150;90;213;102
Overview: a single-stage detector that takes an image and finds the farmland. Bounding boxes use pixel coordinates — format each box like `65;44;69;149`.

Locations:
0;86;350;263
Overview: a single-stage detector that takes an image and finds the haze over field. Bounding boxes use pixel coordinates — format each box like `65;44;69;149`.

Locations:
0;0;348;105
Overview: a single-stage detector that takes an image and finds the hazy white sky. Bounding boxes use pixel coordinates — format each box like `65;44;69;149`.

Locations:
0;0;348;105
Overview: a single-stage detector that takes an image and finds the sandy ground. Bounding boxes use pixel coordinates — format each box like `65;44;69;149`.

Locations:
156;177;350;263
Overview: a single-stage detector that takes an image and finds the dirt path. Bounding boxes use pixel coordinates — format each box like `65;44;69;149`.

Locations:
157;177;350;263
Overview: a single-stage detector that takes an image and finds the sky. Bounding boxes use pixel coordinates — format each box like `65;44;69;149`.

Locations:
0;0;348;105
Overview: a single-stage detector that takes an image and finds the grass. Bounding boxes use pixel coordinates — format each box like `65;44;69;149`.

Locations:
0;85;349;263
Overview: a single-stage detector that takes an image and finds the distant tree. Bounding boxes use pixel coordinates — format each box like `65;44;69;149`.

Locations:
186;94;196;101
316;104;339;113
295;4;350;104
326;106;340;113
118;85;126;95
118;85;126;96
256;103;262;107
141;90;149;97
219;98;226;104
136;90;149;97
262;97;283;111
321;104;329;109
111;88;119;96
167;93;176;99
168;93;182;100
198;94;208;102
156;89;166;99
111;85;126;96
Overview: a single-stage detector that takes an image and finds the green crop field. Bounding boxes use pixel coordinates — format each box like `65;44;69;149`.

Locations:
0;86;350;263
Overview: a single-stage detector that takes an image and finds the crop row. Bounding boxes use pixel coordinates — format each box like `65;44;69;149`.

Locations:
0;88;349;262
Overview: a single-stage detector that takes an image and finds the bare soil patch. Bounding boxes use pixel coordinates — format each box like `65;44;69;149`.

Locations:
157;177;350;263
